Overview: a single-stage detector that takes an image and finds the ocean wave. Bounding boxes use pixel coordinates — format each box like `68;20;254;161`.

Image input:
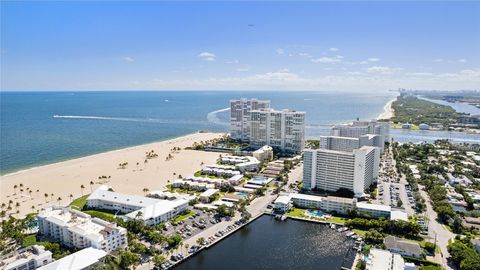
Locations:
206;107;230;126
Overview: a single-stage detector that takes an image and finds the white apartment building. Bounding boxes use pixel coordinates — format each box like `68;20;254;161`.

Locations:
249;109;305;154
1;245;53;270
320;134;384;153
274;193;393;218
37;207;127;252
303;146;379;196
331;120;390;143
230;98;271;141
86;186;188;226
366;249;405;270
253;145;274;162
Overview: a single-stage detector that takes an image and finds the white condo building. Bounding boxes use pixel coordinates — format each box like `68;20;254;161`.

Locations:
303;146;379;196
320;134;384;153
331;120;390;143
37;207;127;252
1;245;53;270
249;109;305;154
86;186;188;226
230;98;271;141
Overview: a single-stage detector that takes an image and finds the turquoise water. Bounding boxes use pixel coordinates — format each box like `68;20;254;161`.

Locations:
235;193;249;197
305;209;325;218
1;91;478;175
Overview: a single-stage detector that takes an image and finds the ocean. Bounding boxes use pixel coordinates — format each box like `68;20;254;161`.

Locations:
1;91;479;175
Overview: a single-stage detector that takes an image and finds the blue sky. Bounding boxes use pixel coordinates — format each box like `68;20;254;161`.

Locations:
1;1;479;91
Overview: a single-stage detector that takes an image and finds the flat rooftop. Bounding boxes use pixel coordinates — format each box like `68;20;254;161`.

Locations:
38;247;107;270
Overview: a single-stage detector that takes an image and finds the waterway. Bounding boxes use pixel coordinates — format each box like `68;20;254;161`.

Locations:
174;215;356;270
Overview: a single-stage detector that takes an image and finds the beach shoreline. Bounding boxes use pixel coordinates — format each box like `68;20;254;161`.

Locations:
377;96;397;120
0;132;225;218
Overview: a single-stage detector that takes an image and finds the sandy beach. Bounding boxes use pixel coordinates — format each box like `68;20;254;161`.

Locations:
377;96;397;120
0;132;224;218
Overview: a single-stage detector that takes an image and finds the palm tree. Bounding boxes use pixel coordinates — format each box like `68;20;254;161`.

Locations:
13;184;18;195
142;188;149;196
28;190;33;199
44;193;48;202
57;197;62;205
20;189;24;195
80;185;85;195
31;205;35;212
15;202;20;211
135;211;143;220
19;183;24;189
197;237;205;246
89;181;94;192
184;244;189;254
69;194;74;202
36;189;40;198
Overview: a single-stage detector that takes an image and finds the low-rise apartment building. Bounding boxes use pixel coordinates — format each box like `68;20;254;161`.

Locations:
37;207;127;252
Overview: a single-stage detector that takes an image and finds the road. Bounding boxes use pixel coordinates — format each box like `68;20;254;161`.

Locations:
419;184;455;270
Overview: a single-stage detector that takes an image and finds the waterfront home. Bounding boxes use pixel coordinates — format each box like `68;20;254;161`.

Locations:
228;174;243;185
384;236;423;258
274;195;292;212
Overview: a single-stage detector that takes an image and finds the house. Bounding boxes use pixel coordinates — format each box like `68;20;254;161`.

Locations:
384;236;423;258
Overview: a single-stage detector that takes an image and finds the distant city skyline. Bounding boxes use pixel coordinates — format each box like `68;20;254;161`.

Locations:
1;1;479;92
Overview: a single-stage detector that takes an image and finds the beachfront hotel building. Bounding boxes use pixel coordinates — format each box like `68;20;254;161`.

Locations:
37;206;127;252
303;146;379;196
249;109;306;154
230;98;271;141
86;186;188;226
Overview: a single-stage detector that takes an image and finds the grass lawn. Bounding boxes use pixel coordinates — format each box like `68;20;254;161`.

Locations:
173;210;196;223
286;208;305;218
82;209;116;222
326;215;348;225
22;235;37;247
70;195;89;210
352;229;368;237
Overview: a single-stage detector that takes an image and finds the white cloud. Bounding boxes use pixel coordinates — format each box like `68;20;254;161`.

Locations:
366;66;401;75
122;56;134;62
311;56;342;63
368;58;380;62
236;68;249;72
276;48;285;55
298;53;312;58
458;59;467;63
328;47;339;52
434;58;444;62
198;52;216;61
225;59;239;64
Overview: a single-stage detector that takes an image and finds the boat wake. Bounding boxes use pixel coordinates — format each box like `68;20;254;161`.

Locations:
52;115;197;124
206;107;230;126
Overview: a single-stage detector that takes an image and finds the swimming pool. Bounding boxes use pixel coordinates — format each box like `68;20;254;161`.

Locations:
305;209;325;218
236;192;249;197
